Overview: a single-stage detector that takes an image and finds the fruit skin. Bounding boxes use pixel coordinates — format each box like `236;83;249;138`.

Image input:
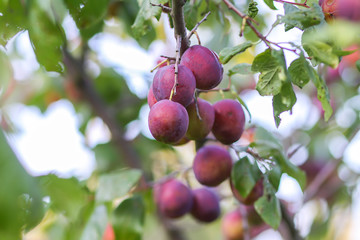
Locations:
231;178;264;205
186;98;215;140
148;100;189;144
222;210;243;240
321;0;360;22
190;188;220;223
102;223;115;240
152;64;196;107
155;179;193;219
180;45;223;90
193;145;233;187
212;99;245;145
147;85;157;108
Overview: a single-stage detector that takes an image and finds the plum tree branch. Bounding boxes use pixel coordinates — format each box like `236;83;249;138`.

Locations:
171;0;190;55
62;48;145;173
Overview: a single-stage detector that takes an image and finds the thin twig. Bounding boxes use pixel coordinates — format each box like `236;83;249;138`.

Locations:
193;92;203;121
274;0;310;8
187;11;211;40
150;2;172;13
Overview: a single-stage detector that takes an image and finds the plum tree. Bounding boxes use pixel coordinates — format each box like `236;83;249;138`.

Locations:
148;99;189;144
190;188;220;223
221;209;244;240
186;98;215;140
180;45;223;90
155;179;193;219
152;64;196;107
193;145;233;186
212;99;245;145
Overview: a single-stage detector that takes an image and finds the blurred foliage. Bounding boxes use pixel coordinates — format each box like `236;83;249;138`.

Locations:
0;0;359;239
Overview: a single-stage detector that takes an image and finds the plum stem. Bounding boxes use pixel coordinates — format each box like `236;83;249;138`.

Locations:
193;92;203;121
187;11;211;41
170;36;182;100
150;58;168;73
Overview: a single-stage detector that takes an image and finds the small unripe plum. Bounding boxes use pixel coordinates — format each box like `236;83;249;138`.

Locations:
147;85;157;108
180;45;223;90
186;98;215;140
156;179;193;218
222;210;243;240
191;188;220;223
148;100;189;144
231;178;264;205
152;64;196;107
193;145;233;186
212;99;245;145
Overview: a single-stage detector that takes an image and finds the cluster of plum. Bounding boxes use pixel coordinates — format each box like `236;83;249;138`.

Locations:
147;45;264;239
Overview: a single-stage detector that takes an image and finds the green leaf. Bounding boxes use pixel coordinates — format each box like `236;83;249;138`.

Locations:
302;29;340;68
228;63;254;76
38;174;88;219
184;1;198;30
28;0;65;72
231;157;262;198
356;60;360;72
64;0;109;40
219;41;253;64
112;195;145;240
268;165;282;191
263;0;277;10
252;49;287;96
288;55;311;88
131;0;165;41
0;0;26;46
0;130;44;237
281;3;323;31
272;80;297;127
80;205;108;240
254;179;281;229
231;86;252;122
95;169;142;202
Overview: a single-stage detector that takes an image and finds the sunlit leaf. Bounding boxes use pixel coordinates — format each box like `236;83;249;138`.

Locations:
219;41;253;64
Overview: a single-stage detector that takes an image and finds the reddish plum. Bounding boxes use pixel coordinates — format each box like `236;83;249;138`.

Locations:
180;45;223;90
191;188;220;223
186;98;215;140
193;145;233;186
152;64;196;107
212;99;245;145
148;100;189;144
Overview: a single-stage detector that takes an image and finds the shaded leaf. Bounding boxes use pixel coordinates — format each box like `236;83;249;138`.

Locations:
219;41;253;64
272;80;297;127
252;49;287;96
281;3;323;31
228;63;254;76
268;165;282;191
0;50;12;97
184;1;198;30
356;60;360;72
95;169;142;202
28;0;65;72
288;55;311;88
80;205;108;240
0;130;44;237
112;195;145;240
38;174;88;219
231;157;262;198
263;0;277;10
254;178;281;229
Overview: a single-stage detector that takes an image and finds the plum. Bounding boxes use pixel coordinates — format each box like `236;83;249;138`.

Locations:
180;45;223;90
152;64;196;107
321;0;360;22
148;100;189;144
102;223;115;240
186;98;215;140
191;188;220;223
212;99;245;145
221;210;243;240
155;179;193;218
193;145;233;186
231;178;264;205
147;85;157;108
